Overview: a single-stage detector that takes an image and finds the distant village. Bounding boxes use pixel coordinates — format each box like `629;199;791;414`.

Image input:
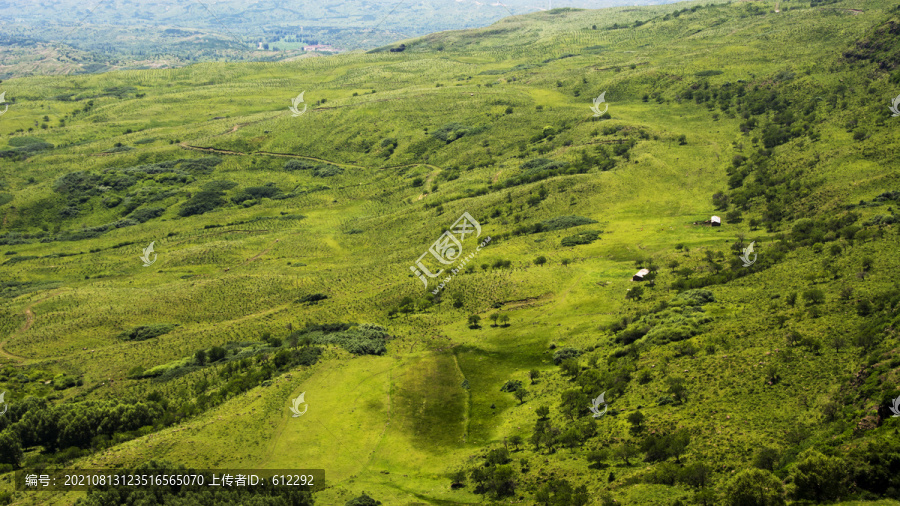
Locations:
256;42;338;52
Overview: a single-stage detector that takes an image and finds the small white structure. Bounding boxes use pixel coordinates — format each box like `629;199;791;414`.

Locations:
632;269;649;281
710;216;721;227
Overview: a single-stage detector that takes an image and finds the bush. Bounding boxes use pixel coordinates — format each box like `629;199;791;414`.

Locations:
129;207;165;223
178;156;222;174
645;324;695;343
297;293;328;305
801;288;825;306
431;123;483;143
118;324;176;341
502;158;576;188
178;189;226;217
561;230;601;246
346;492;382;505
788;450;848;502
723;468;786;506
672;289;715;306
552;347;581;365
304;323;390;356
231;185;280;204
500;380;523;392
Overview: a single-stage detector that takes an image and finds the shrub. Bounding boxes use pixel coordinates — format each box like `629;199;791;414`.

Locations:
129;207;165;223
552;347;581;365
303;323;390;356
502;158;576;188
118;324;176;341
801;288;825;306
561;230;601;246
672;289;715;306
345;492;381;506
231;185;280;204
179;189;226;217
723;468;786;506
788;450;848;502
297;293;328;305
500;380;523;392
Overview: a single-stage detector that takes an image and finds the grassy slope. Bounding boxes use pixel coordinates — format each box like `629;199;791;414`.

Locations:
1;0;899;504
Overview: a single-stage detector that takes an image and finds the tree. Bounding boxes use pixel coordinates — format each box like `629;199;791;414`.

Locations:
788;450;848;502
829;335;846;353
508;434;523;450
802;288;825;306
559;389;586;420
529;369;540;384
560;358;580;379
468;315;481;328
712;192;730;211
208;346;226;362
0;430;22;466
668;429;691;463
513;388;528;404
346;492;382;506
489;313;500;326
612;441;637;465
194;349;207;365
535;405;550;420
498;314;510;327
682;462;711;489
723;468;786;506
667;376;687;403
753;447;780;471
587;448;610;468
627;411;645;435
626;286;644;300
534;256;547;266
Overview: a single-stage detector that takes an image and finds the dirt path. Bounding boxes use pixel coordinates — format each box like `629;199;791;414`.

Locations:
232;239;279;270
0;290;67;363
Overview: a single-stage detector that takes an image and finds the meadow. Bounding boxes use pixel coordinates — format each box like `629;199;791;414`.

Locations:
0;0;899;504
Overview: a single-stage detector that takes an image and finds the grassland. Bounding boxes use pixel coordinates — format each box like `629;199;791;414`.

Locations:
0;0;899;504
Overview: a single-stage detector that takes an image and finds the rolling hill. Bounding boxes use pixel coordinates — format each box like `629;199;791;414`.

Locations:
0;0;899;504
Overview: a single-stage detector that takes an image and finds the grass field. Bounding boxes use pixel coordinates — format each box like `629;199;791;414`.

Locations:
1;0;900;504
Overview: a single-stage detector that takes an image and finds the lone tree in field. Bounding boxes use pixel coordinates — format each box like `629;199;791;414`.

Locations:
508;434;523;450
498;314;510;327
514;388;528;404
529;369;540;384
534;256;547;266
468;315;481;328
489;313;500;327
194;349;207;365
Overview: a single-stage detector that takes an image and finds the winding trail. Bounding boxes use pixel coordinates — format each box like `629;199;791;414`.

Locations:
232;239;280;270
0;290;67;363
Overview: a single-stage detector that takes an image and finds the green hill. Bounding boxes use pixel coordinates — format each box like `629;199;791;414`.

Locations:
1;0;900;504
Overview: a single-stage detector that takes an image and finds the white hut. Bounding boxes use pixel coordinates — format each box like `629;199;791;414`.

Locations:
710;216;721;227
632;269;650;281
